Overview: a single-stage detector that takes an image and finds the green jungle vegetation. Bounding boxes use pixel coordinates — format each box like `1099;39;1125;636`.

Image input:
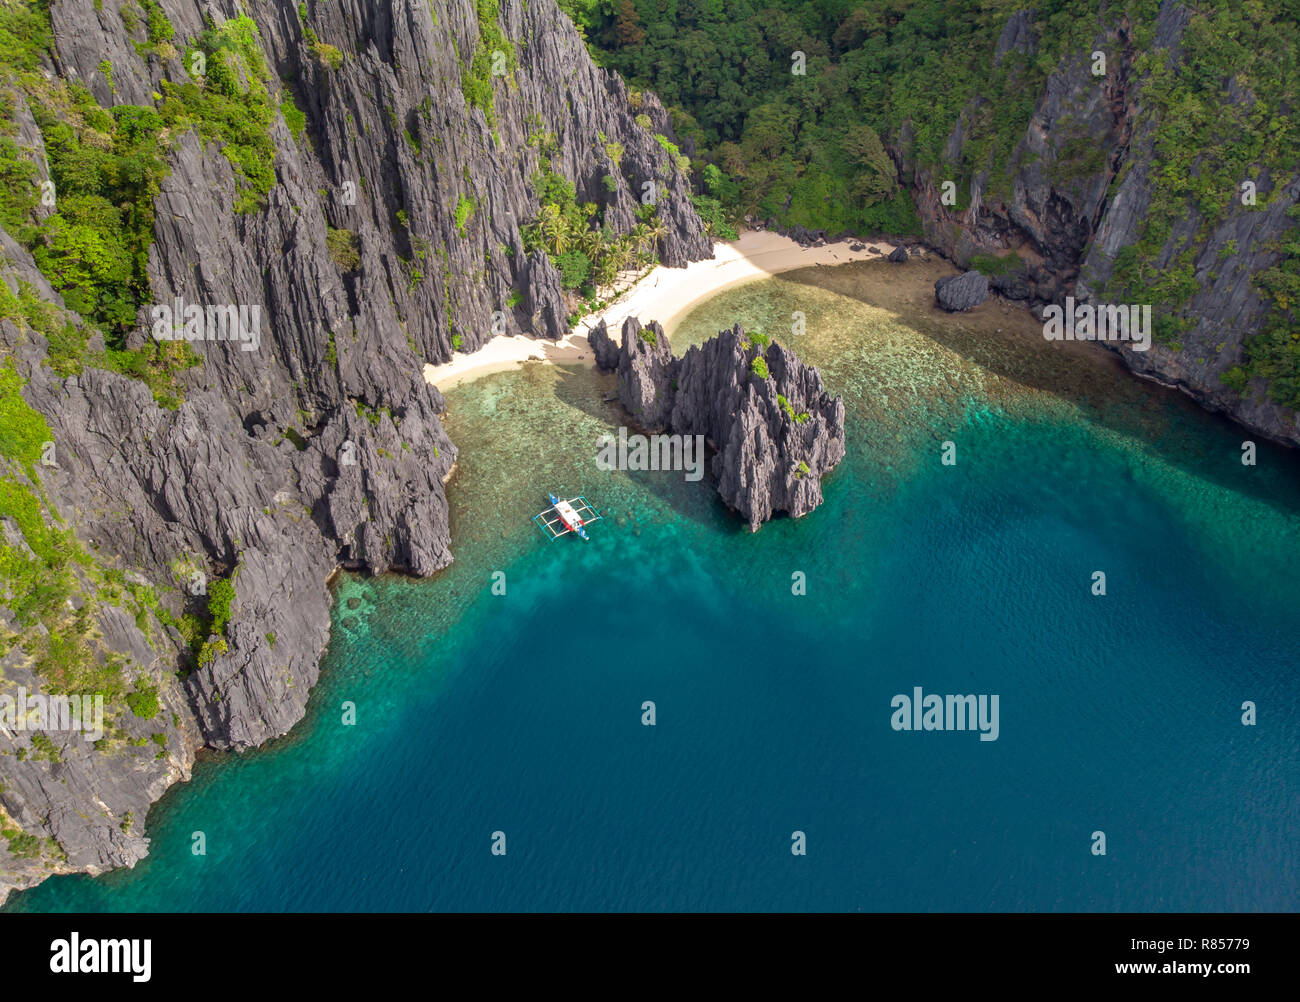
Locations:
561;0;1300;409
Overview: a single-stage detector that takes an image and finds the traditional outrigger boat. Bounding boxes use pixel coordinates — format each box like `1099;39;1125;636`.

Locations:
533;494;602;542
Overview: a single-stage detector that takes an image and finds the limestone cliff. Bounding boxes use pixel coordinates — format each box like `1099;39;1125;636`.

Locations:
0;0;708;902
904;2;1300;446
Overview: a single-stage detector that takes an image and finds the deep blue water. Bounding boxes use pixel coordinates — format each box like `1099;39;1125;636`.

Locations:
8;272;1299;912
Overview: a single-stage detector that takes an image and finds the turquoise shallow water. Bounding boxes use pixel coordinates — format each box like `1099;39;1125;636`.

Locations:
8;264;1299;911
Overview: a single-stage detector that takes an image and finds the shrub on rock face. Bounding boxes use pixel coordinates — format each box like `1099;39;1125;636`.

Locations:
126;684;160;720
453;195;476;236
207;577;236;635
326;227;361;271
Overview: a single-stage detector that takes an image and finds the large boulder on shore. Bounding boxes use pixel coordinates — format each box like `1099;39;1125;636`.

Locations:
935;270;990;311
888;245;909;263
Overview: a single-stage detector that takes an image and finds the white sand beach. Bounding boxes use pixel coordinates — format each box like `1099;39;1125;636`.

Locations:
423;229;899;391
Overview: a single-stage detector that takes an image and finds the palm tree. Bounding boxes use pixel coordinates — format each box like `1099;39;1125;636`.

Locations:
628;228;648;268
580;226;604;260
634;220;655;265
538;203;563;253
646;216;668;263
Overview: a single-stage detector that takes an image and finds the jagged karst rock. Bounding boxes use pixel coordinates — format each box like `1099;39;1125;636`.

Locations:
763;221;830;247
587;319;619;372
615;318;675;431
786;224;825;247
987;265;1033;301
672;326;846;531
520;251;569;341
935;271;990;312
995;10;1038;65
0;0;712;902
605;321;845;530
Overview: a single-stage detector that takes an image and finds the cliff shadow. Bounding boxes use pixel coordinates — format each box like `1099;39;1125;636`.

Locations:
774;266;1300;520
546;362;752;535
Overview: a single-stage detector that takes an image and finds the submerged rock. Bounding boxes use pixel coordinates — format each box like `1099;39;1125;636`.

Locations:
935;270;991;312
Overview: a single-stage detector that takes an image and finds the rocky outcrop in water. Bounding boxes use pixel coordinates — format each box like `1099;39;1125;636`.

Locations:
673;327;847;530
587;319;620;372
614;318;675;431
602;320;845;530
935;271;991;312
0;0;710;902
